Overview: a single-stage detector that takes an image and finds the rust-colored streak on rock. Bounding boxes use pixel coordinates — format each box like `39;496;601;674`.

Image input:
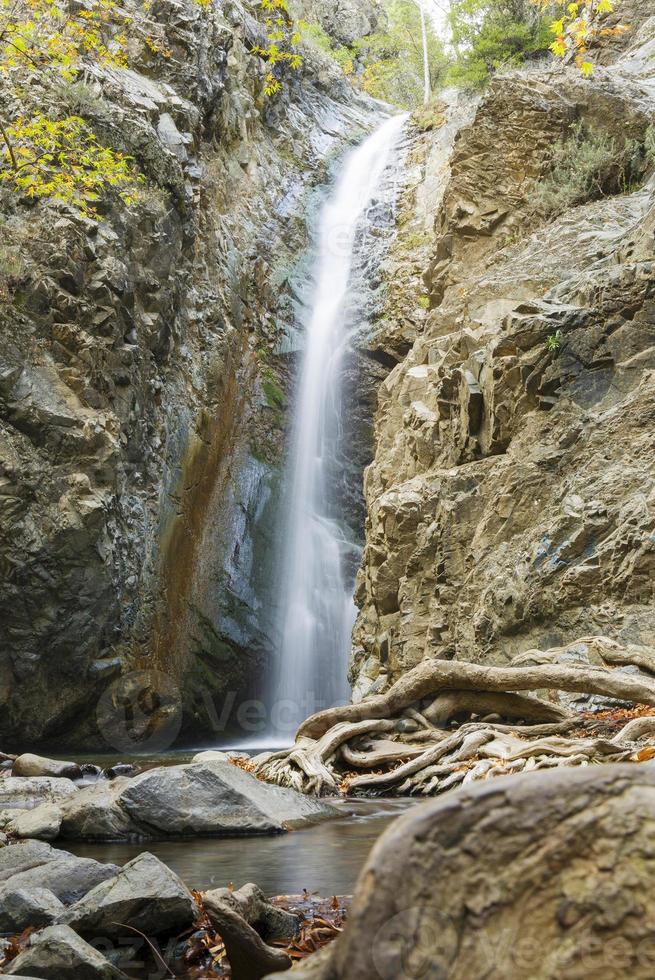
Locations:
150;339;251;681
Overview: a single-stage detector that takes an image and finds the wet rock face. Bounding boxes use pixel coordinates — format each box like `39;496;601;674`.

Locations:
0;0;379;744
351;29;655;696
287;765;655;980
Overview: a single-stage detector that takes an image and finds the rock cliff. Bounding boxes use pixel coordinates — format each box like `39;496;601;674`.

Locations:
0;0;381;745
351;17;655;698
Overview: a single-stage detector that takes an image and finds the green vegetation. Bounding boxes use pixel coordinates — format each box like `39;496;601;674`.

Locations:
445;0;551;90
0;114;142;217
353;0;449;107
299;0;626;105
0;239;25;300
546;329;564;351
646;125;655;167
300;21;356;75
536;121;647;214
533;0;627;77
446;0;626;89
301;1;449;109
262;368;286;410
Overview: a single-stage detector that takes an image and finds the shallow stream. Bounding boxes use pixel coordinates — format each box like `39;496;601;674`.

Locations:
58;797;414;896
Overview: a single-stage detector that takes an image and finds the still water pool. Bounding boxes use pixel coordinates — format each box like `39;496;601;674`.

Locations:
59;798;415;895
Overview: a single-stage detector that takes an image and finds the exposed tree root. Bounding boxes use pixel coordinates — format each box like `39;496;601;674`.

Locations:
296;658;655;740
204;897;292;980
423;690;568;725
252;649;655;798
340;740;428;769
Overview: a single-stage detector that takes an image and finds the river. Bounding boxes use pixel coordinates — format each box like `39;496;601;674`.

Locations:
59;798;415;895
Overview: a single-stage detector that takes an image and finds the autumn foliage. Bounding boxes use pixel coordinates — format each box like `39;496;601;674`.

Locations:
0;0;143;216
252;0;302;97
533;0;628;75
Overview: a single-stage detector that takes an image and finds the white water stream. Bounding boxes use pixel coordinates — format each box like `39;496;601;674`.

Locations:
269;114;407;739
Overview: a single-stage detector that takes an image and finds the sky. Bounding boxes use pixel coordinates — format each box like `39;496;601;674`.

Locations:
422;0;451;39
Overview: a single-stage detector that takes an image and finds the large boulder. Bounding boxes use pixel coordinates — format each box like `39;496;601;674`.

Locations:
58;781;134;841
12;754;82;780
58;852;199;939
49;759;339;841
116;759;338;835
0;840;119;906
3;924;128;979
0;840;62;881
7;805;63;842
284;765;655;980
0;778;77;811
0;886;64;933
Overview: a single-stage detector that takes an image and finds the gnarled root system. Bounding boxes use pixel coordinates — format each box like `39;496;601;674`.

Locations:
253;638;655;797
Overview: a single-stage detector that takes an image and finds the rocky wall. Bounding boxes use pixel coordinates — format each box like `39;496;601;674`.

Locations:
351;20;655;698
0;0;381;745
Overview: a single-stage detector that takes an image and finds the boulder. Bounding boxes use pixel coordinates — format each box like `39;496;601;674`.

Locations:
0;840;119;905
54;760;338;841
0;840;61;881
0;777;77;811
284;764;655;980
58;852;199;939
0;886;64;932
12;754;82;780
3;924;128;978
59;780;135;841
7;804;63;841
304;0;379;46
0;809;27;830
117;759;338;836
102;763;140;780
192;750;235;763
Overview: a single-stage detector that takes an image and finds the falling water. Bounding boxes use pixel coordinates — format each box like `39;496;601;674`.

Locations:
270;114;407;739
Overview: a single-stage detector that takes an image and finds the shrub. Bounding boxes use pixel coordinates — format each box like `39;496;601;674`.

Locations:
546;329;563;351
646;125;655;167
535;120;646;214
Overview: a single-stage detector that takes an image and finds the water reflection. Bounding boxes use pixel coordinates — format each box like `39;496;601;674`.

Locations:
59;799;414;896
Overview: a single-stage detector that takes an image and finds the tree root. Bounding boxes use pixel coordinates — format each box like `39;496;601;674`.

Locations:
423;690;568;725
340;740;429;769
296;658;655;740
204;897;292;980
253;653;655;798
256;720;396;794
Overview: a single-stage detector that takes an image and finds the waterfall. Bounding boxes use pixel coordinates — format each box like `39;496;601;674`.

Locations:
269;114;407;740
